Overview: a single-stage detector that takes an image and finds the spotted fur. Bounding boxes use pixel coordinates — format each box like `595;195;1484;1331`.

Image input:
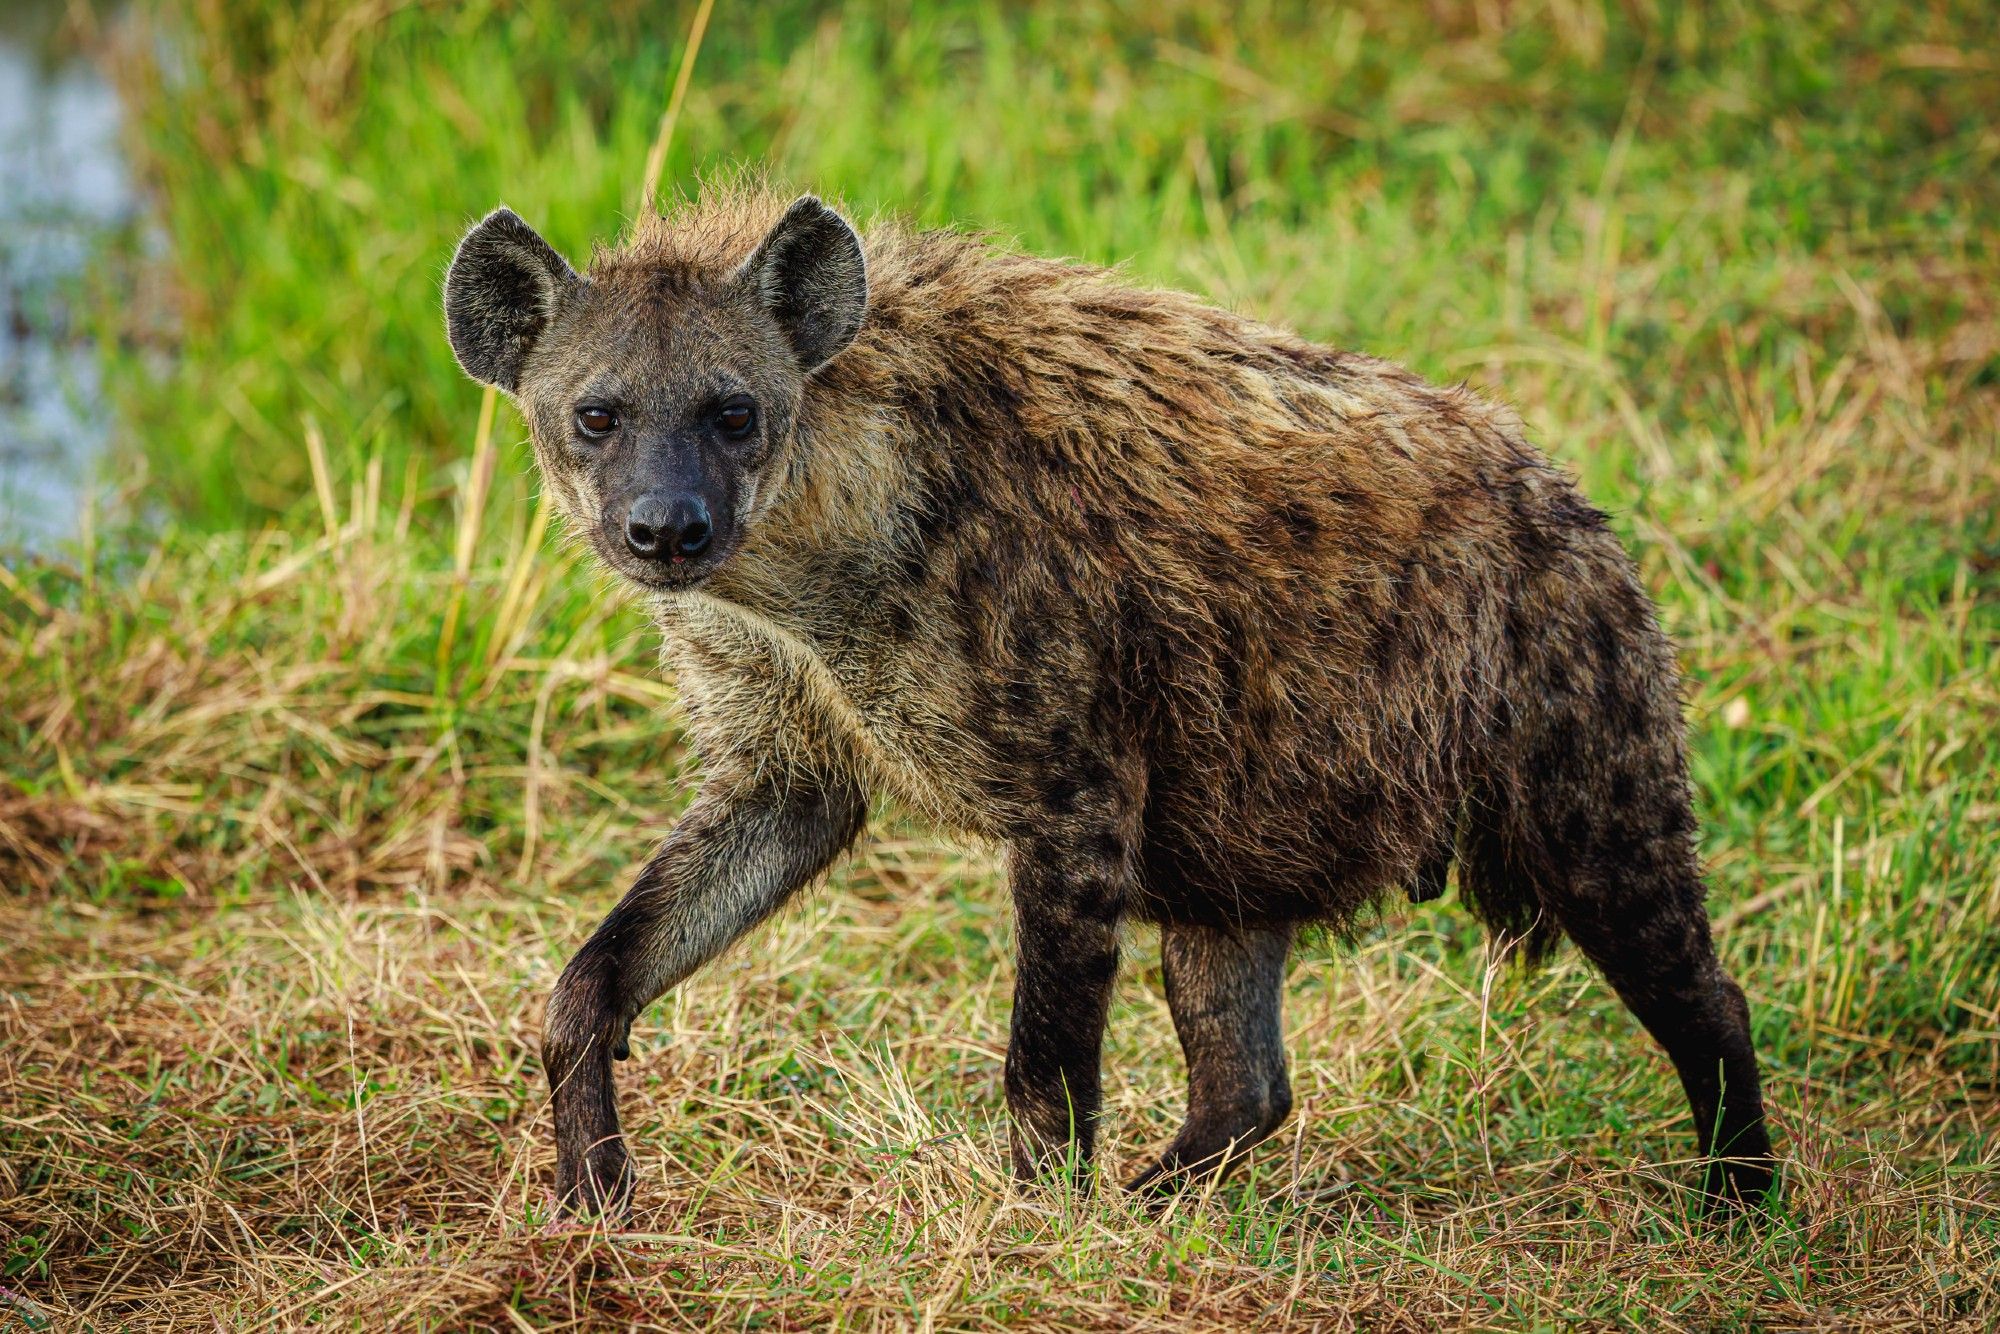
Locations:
443;181;1773;1216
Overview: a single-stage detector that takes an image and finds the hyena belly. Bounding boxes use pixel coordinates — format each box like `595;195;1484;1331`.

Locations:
1131;667;1483;932
1120;515;1511;931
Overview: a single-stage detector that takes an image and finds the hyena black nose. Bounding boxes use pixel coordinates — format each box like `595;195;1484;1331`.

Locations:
625;494;712;562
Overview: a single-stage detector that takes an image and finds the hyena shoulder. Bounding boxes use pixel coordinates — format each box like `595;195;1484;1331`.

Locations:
658;592;1002;836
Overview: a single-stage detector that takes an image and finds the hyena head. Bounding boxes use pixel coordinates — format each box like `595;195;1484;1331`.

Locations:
442;195;867;590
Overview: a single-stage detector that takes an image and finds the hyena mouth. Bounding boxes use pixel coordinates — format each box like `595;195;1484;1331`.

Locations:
619;560;713;591
611;543;731;592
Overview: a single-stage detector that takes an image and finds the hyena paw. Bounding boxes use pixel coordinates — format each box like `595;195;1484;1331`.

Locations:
555;1135;634;1220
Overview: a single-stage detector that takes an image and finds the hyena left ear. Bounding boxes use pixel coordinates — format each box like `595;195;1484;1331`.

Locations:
738;195;868;374
443;207;581;392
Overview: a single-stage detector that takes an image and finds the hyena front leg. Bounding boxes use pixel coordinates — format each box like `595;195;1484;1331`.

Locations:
1003;819;1139;1184
543;776;866;1216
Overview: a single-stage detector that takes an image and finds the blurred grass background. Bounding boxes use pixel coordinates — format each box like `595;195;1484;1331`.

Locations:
2;0;1997;1327
112;0;1998;528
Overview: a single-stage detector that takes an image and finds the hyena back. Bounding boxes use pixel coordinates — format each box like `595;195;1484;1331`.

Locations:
443;184;1773;1215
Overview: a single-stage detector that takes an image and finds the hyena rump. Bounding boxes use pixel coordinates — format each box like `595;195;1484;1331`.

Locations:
443;185;1773;1215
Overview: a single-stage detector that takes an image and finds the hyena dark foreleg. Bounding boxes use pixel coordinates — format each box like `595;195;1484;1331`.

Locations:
1126;921;1293;1194
543;776;865;1215
1004;825;1139;1184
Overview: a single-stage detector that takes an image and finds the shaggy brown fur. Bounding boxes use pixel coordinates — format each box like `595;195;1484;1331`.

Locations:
442;182;1773;1217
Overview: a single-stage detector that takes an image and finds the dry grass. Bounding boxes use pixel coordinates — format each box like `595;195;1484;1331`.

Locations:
5;0;2000;1327
1;792;1994;1328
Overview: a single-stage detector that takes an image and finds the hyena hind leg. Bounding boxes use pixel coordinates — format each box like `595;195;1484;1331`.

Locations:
1127;921;1294;1195
1571;904;1772;1207
1469;760;1775;1207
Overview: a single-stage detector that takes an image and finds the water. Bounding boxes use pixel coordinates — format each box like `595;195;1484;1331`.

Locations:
0;4;136;547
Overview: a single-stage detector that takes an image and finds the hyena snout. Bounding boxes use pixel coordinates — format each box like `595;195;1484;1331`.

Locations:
624;491;713;564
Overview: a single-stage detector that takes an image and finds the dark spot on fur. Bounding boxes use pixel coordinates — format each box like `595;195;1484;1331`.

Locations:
1041;774;1081;815
1277;501;1320;547
1562;808;1591;850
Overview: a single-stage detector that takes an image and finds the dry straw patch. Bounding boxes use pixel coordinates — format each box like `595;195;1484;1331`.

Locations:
1;819;1994;1329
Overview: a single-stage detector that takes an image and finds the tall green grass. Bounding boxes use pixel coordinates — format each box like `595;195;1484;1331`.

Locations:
108;1;1996;526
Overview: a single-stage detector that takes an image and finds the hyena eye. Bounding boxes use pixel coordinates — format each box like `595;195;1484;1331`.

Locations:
574;406;618;437
715;398;757;439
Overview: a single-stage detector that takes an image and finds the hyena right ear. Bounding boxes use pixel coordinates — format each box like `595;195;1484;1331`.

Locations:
737;195;869;374
443;208;581;392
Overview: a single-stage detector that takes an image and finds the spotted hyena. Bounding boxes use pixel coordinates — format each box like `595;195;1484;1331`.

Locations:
442;184;1773;1216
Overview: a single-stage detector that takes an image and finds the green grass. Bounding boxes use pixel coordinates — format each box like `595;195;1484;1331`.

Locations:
3;0;1998;1327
